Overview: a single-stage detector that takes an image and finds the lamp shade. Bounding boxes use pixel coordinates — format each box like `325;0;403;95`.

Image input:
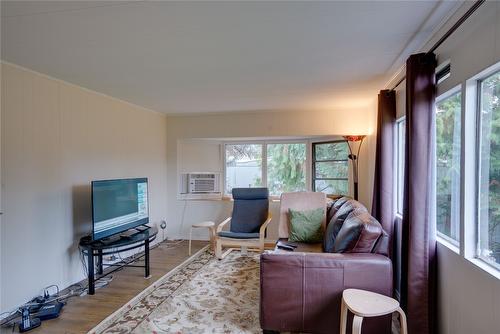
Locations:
343;135;366;142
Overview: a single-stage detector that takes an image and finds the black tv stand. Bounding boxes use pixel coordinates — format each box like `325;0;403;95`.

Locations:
99;234;121;245
79;226;158;295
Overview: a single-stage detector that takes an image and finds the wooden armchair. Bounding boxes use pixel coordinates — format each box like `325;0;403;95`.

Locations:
215;188;272;259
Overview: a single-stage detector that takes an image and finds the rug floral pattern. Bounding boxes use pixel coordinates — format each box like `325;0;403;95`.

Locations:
90;248;261;334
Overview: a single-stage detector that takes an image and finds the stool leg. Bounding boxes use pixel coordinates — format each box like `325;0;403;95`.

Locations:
189;227;193;256
352;315;363;334
397;307;408;334
339;299;348;334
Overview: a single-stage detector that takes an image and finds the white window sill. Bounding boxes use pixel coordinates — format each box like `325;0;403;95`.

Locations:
466;257;500;281
437;234;460;254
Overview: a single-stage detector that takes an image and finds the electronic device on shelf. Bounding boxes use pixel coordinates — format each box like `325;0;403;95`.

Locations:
33;302;64;321
135;225;150;232
276;240;297;251
18;307;41;332
119;225;151;239
91;178;149;241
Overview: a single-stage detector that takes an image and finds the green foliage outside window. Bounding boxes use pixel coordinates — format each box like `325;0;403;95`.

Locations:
479;71;500;265
313;141;349;195
436;92;461;241
267;144;306;195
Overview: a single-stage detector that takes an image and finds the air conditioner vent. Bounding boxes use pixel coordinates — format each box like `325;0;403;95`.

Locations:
190;173;215;179
180;173;221;195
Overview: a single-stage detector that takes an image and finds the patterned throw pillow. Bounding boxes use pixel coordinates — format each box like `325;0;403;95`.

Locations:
288;208;324;243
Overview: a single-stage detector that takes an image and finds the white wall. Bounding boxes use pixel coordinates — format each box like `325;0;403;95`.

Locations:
166;106;377;241
434;2;500;332
0;63;168;312
437;244;500;333
394;2;500;333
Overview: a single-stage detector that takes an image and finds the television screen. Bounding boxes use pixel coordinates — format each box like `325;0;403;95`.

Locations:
91;178;149;240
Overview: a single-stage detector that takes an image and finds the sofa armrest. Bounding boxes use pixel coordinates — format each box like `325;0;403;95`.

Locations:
260;252;392;334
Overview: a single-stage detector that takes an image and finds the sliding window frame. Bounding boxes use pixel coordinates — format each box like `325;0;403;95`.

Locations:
311;140;349;196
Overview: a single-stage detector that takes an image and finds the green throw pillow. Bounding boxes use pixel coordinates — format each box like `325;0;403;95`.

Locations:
288;208;324;243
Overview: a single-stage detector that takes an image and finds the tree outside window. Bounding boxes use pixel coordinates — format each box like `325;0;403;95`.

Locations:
312;141;349;195
478;71;500;267
267;143;306;196
436;91;462;242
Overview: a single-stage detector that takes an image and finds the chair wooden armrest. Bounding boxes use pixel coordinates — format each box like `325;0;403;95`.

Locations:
216;217;232;234
259;214;272;238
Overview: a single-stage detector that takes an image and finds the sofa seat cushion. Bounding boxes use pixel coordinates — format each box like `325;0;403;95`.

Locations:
279;239;324;253
295;242;323;253
333;211;383;253
218;231;260;239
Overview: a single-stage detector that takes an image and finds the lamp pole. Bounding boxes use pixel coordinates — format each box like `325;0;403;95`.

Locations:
343;135;366;201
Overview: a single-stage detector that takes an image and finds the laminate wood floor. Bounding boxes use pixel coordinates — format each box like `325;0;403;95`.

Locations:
8;240;208;334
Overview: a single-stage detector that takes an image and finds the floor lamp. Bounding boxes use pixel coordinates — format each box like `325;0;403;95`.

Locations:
343;135;366;200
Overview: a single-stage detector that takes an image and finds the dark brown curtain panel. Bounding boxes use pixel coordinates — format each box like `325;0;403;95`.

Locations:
372;90;396;254
401;52;437;334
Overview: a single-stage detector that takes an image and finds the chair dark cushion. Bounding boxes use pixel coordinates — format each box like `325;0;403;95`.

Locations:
232;187;269;200
333;210;383;253
218;231;260;239
230;188;269;234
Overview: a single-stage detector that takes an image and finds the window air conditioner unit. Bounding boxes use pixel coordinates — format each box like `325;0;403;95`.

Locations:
179;173;221;194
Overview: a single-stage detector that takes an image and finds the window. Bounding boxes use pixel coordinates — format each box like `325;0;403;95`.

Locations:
477;70;500;268
267;143;307;196
436;90;462;243
396;118;406;216
393;61;500;277
312;141;349;195
224;142;307;196
225;144;263;194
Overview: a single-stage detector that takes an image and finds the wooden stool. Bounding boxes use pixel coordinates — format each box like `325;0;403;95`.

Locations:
340;288;407;334
189;221;215;255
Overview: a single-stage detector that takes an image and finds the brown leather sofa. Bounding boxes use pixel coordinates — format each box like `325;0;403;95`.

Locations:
260;193;393;334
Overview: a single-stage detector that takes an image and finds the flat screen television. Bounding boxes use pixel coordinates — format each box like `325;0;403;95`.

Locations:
91;178;149;240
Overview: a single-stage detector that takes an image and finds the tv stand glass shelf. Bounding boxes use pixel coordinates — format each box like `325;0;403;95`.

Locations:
79;226;158;295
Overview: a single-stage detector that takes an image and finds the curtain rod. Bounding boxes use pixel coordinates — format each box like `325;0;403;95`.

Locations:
390;0;486;91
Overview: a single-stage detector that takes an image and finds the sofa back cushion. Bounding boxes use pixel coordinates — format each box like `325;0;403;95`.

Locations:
323;198;367;252
326;196;350;225
372;229;390;256
333;210;383;253
323;208;361;252
332;199;368;223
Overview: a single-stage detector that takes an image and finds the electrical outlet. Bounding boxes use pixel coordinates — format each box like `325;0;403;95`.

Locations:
160;220;167;229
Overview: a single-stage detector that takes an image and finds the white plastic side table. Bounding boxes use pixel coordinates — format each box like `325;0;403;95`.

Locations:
189;221;215;255
340;288;407;334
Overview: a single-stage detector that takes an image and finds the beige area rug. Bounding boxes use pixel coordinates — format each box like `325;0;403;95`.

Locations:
88;247;261;334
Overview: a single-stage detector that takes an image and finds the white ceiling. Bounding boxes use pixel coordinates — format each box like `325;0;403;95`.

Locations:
1;1;462;114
